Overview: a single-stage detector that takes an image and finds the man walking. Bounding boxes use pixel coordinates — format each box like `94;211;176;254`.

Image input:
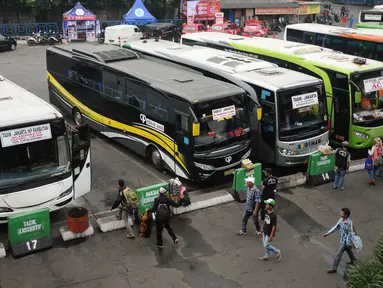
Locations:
260;168;278;224
237;177;262;235
349;15;354;28
333;141;351;191
259;198;281;261
323;208;357;273
110;179;136;239
151;187;180;249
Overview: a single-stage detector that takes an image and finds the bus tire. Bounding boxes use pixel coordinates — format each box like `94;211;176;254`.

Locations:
149;146;164;171
72;108;84;125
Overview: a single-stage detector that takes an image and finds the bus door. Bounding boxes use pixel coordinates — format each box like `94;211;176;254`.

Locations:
175;111;193;178
258;102;276;164
68;123;92;199
333;88;350;142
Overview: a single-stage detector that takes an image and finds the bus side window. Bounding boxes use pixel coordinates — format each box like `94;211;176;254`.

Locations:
324;35;344;52
175;113;190;153
125;79;147;110
376;44;383;61
286;29;303;42
103;71;122;101
302;32;315;44
147;88;169;122
315;33;325;46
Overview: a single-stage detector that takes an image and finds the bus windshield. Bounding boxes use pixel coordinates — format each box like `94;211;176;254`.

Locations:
0;120;70;188
278;84;327;140
351;71;383;126
192;94;250;152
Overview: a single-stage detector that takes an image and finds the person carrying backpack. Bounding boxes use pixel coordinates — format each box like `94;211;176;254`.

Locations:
151;187;180;249
110;179;139;239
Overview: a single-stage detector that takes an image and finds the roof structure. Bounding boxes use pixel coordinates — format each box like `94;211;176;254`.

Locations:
63;2;96;21
123;0;157;25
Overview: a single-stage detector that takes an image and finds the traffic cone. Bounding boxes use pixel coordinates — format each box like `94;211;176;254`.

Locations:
272;32;276;38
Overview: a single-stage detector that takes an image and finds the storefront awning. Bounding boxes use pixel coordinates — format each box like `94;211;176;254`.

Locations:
221;0;299;10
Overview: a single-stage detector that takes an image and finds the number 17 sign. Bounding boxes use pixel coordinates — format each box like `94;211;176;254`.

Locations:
8;208;52;258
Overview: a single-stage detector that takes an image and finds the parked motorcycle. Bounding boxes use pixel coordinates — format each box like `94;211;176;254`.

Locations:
331;11;340;23
269;22;282;33
48;31;63;45
98;30;104;44
26;31;40;46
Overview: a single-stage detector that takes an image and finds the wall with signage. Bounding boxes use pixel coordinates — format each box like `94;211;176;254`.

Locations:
254;4;321;15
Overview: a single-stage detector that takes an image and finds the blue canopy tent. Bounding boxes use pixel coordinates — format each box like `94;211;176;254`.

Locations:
63;2;100;41
123;0;157;25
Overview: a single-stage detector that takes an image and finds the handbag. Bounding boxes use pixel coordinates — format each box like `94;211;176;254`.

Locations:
375;155;383;166
364;156;373;170
351;224;363;253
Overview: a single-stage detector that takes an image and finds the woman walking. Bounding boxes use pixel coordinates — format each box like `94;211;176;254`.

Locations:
368;138;383;185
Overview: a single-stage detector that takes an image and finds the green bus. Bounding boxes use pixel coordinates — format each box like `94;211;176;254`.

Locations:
181;32;383;149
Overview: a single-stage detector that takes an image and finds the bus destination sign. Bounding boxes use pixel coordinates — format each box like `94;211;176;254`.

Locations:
291;92;318;109
0;123;52;148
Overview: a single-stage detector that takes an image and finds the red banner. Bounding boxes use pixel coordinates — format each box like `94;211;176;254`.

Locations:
186;0;221;21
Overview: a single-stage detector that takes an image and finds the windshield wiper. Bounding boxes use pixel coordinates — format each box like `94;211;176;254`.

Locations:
204;137;229;156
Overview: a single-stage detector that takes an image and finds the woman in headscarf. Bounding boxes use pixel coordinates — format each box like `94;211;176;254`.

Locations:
368;138;383;185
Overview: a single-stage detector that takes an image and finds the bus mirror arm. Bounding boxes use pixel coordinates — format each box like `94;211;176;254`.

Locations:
348;80;361;92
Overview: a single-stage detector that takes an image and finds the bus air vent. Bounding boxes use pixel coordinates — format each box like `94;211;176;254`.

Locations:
93;49;138;63
207;56;227;64
174;76;194;83
229;36;244;40
224;56;252;63
325;54;349;61
166;47;183;50
353;57;367;65
0;96;12;102
72;46;139;63
294;47;323;55
256;68;283;75
223;61;242;68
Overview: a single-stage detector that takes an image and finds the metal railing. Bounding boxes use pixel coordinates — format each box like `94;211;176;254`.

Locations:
0;19;185;37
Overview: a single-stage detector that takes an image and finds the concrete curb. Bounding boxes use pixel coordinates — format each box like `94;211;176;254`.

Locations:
96;215;133;233
0;242;6;259
276;159;365;190
172;192;234;215
59;222;94;242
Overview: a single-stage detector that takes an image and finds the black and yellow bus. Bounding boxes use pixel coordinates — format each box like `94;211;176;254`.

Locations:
46;43;254;181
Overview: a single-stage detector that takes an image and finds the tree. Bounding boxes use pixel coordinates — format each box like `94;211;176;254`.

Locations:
347;234;383;288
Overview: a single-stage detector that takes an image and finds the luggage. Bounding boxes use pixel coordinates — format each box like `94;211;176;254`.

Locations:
140;210;153;238
123;187;139;208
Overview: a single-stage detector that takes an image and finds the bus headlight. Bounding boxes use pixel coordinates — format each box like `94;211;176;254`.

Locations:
58;187;73;199
278;148;296;156
353;131;369;139
0;207;13;213
194;162;215;171
242;149;251;159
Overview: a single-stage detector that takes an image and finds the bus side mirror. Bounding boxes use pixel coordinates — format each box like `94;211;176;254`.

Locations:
257;108;262;121
355;91;362;104
192;123;200;136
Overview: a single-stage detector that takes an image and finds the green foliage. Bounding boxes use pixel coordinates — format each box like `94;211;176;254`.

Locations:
347;234;383;287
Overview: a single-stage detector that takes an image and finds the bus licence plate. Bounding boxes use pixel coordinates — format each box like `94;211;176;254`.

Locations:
224;168;235;176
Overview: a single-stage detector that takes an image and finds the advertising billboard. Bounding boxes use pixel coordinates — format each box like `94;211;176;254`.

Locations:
186;0;221;21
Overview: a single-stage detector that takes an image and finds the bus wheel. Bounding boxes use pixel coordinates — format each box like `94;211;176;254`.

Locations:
150;147;164;171
72;108;84;125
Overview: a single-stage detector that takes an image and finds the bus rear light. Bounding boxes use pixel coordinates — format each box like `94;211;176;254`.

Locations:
0;207;13;213
208;131;215;137
327;119;331;131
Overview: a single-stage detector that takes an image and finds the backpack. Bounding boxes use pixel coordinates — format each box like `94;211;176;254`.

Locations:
156;198;170;221
140;210;153;238
122;187;139;208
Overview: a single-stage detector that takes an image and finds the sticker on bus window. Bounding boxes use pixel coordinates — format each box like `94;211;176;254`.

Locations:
212;105;236;120
261;90;271;100
0;123;52;148
291;92;318;109
365;14;382;21
363;76;383;93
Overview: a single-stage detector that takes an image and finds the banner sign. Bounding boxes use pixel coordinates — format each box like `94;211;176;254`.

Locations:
363;76;383;93
307;153;335;186
212;105;236;120
187;0;221;21
299;4;321;15
255;7;298;15
8;208;52;258
136;183;169;214
0;123;52;148
215;12;224;24
292;92;318;109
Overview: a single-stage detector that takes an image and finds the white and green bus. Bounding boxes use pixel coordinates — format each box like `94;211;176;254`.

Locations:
181;32;383;149
358;6;383;29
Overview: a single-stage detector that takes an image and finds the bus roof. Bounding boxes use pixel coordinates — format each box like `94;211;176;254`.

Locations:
182;32;383;73
0;76;62;128
286;23;383;40
48;43;245;103
125;39;322;91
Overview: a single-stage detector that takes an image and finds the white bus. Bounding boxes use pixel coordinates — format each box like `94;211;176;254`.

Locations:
123;39;329;166
0;76;91;222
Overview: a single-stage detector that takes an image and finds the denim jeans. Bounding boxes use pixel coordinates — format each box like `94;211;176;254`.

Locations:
241;210;260;233
332;242;356;270
334;169;347;189
263;234;279;257
117;207;135;237
367;165;378;181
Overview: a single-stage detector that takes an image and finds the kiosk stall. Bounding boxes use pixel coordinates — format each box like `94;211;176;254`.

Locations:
63;2;100;41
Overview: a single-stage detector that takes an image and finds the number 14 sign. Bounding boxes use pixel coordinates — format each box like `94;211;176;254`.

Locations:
8;208;52;258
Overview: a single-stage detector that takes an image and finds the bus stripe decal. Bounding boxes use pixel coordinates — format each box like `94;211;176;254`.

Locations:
47;71;189;175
